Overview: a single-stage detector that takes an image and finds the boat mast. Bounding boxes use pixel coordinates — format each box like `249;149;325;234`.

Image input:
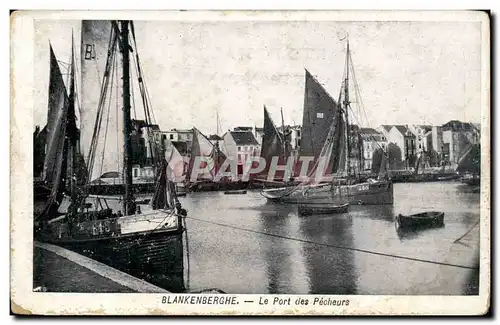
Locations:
280;107;287;158
121;20;135;215
215;109;220;175
68;32;77;214
343;38;352;178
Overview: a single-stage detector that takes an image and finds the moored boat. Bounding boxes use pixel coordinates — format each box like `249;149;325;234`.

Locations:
35;20;188;292
395;211;445;229
224;190;247;195
298;202;349;216
460;173;480;186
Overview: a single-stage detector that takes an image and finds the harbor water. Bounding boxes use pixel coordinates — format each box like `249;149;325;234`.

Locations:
52;181;480;295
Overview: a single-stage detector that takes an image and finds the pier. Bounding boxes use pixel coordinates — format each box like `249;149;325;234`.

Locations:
33;242;169;293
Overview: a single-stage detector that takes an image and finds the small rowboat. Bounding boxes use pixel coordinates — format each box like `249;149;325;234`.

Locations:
396;211;444;229
224;190;247;195
298;202;349;216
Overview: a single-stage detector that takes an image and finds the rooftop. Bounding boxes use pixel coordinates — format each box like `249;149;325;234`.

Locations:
359;127;381;135
393;125;412;136
442;120;479;132
230;131;259;145
380;125;393;132
208;134;223;141
234;126;253;132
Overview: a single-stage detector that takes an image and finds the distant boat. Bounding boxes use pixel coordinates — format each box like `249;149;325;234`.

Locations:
252;106;293;184
224;190;247;195
457;143;480;186
186;127;228;192
396;211;444;229
298;202;349;216
460;174;480;186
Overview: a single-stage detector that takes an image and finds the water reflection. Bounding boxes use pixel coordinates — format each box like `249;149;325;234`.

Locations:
395;224;446;241
298;211;357;294
350;205;395;223
258;204;309;294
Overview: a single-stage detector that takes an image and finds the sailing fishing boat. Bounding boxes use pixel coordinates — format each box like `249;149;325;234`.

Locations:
252;105;294;185
35;20;187;292
186;127;228;191
261;39;394;205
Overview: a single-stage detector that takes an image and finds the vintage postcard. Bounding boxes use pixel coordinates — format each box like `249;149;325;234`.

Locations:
10;10;490;315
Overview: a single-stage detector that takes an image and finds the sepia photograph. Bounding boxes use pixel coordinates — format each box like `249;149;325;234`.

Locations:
10;10;490;315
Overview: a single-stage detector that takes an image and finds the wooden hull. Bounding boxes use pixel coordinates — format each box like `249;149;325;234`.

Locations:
396;212;444;229
390;172;459;183
36;211;186;292
224;190;247;195
87;182;156;195
261;180;394;205
461;175;480;186
298;203;349;216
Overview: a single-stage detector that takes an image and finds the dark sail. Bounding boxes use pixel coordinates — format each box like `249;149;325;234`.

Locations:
151;160;177;210
257;106;287;181
37;46;71;219
188;128;227;181
298;69;340;177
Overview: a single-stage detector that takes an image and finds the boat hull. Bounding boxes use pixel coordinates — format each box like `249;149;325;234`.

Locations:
224;190;247;195
262;180;394;205
36;211;186;292
396;212;444;229
461;174;480;186
298;203;349;216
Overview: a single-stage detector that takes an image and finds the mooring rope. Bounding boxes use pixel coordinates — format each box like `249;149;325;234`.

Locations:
185;216;478;270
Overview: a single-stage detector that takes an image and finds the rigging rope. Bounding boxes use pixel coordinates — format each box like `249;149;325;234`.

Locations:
86;29;118;184
348;52;387;155
129;22;159;169
98;55;115;179
186;215;478;270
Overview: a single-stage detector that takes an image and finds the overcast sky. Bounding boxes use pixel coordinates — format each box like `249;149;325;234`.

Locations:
34;18;482;136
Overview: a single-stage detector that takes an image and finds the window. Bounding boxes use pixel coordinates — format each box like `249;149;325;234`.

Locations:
169;134;174;140
238;146;241;151
133;169;138;177
162;135;166;140
453;144;459;151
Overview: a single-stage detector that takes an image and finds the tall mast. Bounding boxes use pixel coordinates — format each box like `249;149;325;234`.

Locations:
215;109;220;175
121;20;135;215
344;38;352;177
68;31;77;213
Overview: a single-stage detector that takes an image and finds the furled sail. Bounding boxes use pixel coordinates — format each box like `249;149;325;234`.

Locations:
37;46;71;219
298;69;339;176
80;20;123;182
151;160;177;210
188;128;227;181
